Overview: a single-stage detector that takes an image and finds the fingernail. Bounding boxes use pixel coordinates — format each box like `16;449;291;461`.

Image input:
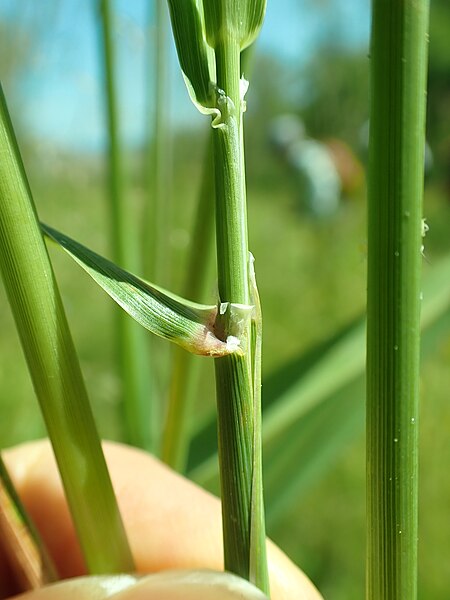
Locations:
13;575;139;599
111;570;268;599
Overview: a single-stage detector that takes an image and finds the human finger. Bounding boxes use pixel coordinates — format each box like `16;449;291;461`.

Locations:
2;440;322;600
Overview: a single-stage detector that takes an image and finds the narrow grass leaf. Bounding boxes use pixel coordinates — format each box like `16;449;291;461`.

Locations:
264;378;365;527
0;85;134;575
41;223;234;357
262;321;365;447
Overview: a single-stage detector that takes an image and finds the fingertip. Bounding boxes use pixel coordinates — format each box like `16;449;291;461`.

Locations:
12;572;268;600
2;441;323;600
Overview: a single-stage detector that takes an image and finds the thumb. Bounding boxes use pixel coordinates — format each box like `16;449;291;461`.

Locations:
12;571;269;600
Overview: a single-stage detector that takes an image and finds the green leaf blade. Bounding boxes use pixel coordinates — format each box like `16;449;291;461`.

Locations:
42;223;233;357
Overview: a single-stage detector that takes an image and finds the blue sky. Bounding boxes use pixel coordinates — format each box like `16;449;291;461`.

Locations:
1;0;370;151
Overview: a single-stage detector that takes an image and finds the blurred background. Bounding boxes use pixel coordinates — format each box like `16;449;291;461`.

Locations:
1;1;449;598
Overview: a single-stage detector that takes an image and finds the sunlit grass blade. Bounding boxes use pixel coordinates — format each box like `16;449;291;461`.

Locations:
187;317;365;490
0;454;57;591
265;256;450;526
0;85;134;574
98;0;155;451
263;321;365;446
41;223;235;357
367;1;430;596
264;378;365;527
190;319;367;494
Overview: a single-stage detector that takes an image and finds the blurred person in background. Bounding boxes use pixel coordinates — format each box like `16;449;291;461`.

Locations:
269;114;364;219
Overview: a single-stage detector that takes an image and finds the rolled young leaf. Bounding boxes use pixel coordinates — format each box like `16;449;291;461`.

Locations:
166;0;215;111
41;223;240;358
203;0;267;50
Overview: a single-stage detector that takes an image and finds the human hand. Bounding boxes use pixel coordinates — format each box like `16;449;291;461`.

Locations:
0;441;322;600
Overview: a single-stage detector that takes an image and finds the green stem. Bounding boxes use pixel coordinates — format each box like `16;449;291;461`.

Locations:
212;38;268;593
0;85;134;574
98;0;128;264
146;0;171;285
366;1;430;598
214;39;249;305
162;137;215;471
98;0;155;451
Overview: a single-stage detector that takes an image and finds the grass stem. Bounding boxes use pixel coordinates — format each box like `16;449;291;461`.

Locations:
145;0;171;285
98;0;156;451
162;138;215;471
212;37;268;593
366;1;430;597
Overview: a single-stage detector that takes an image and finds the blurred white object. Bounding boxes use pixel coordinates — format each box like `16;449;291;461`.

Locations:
269;114;341;219
286;138;341;218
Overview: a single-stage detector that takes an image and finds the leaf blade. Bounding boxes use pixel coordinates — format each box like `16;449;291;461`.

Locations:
41;223;233;357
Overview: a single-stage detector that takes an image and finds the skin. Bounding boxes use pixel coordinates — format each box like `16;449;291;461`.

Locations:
0;441;323;600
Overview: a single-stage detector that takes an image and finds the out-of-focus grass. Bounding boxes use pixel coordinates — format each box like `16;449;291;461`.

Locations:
0;138;449;598
271;337;450;600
